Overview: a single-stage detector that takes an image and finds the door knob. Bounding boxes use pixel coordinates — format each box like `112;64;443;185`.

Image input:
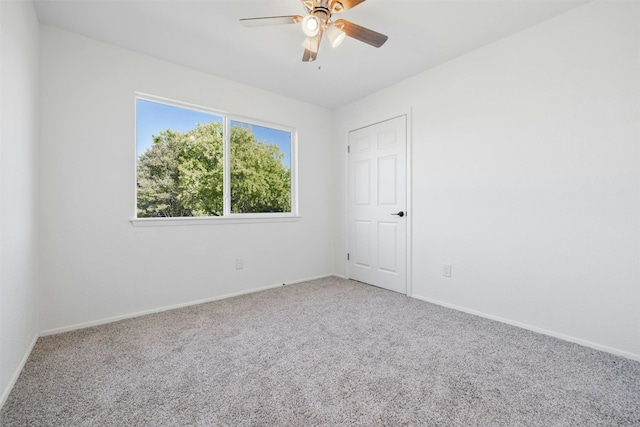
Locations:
391;211;405;217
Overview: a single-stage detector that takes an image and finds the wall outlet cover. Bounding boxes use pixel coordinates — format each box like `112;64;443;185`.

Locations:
443;264;452;278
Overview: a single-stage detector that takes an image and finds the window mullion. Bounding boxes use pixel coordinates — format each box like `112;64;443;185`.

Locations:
223;116;231;216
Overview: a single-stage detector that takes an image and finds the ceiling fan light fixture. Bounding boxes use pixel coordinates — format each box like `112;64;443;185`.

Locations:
240;0;389;63
326;22;346;48
301;14;320;37
301;36;320;53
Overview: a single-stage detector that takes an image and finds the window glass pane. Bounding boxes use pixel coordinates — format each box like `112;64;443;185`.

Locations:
136;98;224;217
230;121;292;214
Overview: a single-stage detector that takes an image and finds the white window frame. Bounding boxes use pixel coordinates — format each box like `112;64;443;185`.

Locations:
131;93;299;227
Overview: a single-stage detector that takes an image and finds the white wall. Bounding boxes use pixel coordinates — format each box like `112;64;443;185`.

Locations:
334;1;640;359
38;26;334;333
0;0;40;406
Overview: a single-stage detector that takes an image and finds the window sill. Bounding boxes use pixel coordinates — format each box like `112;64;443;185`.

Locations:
130;215;301;227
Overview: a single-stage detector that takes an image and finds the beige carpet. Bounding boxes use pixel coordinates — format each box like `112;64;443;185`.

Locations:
2;276;639;426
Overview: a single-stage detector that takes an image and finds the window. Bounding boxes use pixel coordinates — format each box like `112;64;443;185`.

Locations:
135;94;296;220
229;120;292;214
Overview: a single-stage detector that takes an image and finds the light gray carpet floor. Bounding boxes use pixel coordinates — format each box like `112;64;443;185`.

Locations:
1;276;639;426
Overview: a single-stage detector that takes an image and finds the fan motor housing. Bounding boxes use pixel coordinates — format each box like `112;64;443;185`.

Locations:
312;8;330;25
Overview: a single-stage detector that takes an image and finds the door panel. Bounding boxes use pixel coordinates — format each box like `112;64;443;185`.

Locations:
354;220;372;268
378;156;398;205
354;160;371;205
378;222;398;273
348;115;407;294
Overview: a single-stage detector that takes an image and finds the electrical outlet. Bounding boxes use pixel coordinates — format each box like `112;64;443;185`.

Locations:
443;264;452;278
235;259;244;270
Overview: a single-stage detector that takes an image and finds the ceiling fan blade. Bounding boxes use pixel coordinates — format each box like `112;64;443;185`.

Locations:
331;0;366;12
302;48;317;62
240;15;303;27
302;29;323;62
334;19;388;48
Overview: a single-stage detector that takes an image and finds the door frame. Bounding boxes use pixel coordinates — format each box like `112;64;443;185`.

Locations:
345;109;413;297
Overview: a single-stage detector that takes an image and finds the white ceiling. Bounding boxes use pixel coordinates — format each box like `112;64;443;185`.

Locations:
33;0;588;109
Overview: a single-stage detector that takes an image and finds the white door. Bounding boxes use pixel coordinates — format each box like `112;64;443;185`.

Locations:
348;115;407;294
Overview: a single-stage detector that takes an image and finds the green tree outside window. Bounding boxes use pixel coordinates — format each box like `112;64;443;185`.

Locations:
137;120;291;218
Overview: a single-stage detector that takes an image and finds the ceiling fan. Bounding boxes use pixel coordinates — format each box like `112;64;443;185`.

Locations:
240;0;388;62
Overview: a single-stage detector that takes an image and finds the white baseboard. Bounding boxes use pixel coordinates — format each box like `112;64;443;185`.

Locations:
411;293;640;362
39;274;333;337
0;332;38;410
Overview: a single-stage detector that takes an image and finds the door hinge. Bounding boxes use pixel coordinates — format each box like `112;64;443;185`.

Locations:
347;145;350;153
347;253;350;261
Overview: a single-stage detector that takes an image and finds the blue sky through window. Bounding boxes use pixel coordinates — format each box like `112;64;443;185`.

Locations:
136;99;221;156
136;99;291;168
